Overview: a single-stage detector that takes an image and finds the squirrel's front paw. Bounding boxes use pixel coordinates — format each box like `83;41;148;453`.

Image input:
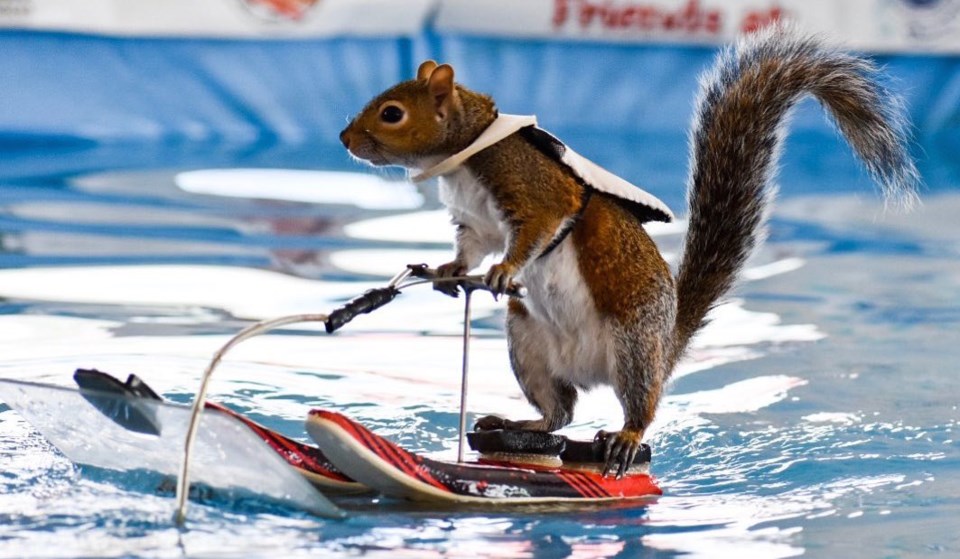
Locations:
484;262;517;297
434;261;467;297
597;428;644;479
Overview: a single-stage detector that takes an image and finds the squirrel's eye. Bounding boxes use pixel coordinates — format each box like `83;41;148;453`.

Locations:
380;105;405;124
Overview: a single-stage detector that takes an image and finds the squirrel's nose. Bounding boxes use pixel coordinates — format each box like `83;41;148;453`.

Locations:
339;128;351;150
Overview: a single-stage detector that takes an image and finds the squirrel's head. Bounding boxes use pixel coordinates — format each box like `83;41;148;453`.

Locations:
340;60;496;168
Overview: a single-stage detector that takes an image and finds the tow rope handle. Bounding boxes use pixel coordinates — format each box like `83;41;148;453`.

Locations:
324;264;525;334
324;287;400;333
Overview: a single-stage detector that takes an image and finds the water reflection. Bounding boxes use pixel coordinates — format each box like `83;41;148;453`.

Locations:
0;165;957;558
175;169;423;211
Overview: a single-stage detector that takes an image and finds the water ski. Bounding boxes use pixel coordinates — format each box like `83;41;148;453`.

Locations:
71;368;366;495
75;368;661;504
0;372;347;518
306;409;661;504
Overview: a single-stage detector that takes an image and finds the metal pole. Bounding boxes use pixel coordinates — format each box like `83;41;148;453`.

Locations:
457;288;473;463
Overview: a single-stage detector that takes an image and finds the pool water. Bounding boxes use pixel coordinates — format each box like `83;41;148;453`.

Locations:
0;141;957;558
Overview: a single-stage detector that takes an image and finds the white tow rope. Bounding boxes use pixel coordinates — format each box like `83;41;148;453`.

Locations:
173;268;511;525
174;313;331;526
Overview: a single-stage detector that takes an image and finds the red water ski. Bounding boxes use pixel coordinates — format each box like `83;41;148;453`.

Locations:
305;409;662;503
206;402;366;494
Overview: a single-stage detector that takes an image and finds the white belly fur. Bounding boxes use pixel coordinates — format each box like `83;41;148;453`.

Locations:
520;241;616;389
438;168;510;260
438;170;615;389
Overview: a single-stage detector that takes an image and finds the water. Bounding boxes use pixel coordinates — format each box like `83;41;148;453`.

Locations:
0;141;958;558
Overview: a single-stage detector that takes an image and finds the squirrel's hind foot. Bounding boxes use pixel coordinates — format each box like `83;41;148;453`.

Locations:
597;428;644;479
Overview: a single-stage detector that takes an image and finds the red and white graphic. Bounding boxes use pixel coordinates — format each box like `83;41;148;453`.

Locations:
0;0;433;38
240;0;321;22
550;0;725;36
436;0;795;44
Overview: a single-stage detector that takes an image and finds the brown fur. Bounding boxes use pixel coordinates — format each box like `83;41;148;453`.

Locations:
467;134;583;270
573;195;672;322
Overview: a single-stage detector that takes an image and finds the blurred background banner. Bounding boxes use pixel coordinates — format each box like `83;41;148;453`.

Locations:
0;0;957;187
1;0;957;52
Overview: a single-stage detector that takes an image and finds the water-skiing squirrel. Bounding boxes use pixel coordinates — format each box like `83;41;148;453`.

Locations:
340;24;920;478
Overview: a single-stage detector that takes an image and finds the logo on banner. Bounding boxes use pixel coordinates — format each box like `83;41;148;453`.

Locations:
0;0;31;18
241;0;320;22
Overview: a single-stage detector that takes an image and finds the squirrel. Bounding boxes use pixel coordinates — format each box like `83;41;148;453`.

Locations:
339;24;920;478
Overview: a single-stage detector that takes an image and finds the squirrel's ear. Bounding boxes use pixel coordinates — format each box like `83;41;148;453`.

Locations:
427;64;458;119
417;60;438;81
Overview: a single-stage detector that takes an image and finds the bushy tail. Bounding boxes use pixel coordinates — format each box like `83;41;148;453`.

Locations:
669;24;920;367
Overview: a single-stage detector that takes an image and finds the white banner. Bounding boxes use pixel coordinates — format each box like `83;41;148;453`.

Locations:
1;0;958;53
0;0;435;38
435;0;960;54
